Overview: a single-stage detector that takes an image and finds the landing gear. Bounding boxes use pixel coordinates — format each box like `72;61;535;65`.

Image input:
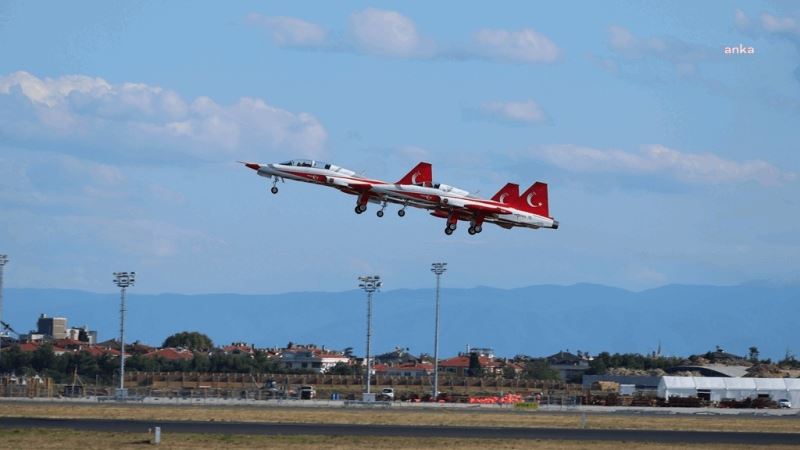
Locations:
444;228;453;235
447;223;457;231
377;200;387;217
398;205;407;217
355;204;367;214
468;227;476;235
474;225;482;233
270;186;278;194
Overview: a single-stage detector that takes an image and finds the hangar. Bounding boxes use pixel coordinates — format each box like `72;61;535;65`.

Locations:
658;376;800;407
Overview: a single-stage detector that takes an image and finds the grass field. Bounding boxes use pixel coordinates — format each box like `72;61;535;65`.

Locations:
0;402;798;433
0;428;798;450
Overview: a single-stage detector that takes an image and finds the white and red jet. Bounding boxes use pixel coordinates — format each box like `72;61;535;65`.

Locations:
241;160;558;235
370;178;559;235
241;159;433;216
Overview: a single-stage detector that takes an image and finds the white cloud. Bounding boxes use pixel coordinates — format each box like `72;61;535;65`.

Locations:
528;144;795;186
246;13;328;48
606;25;714;74
245;10;560;65
761;13;800;34
472;28;560;63
479;100;546;125
350;8;427;57
0;71;327;163
734;9;750;29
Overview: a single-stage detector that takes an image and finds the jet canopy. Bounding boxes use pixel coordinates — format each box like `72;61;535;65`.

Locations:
425;182;471;197
279;160;355;176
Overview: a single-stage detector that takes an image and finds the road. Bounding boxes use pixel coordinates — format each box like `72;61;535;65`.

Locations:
1;417;799;445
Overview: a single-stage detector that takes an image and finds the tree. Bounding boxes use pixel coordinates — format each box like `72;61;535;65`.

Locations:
524;359;559;381
31;343;55;372
748;346;760;363
467;353;482;377
162;331;214;351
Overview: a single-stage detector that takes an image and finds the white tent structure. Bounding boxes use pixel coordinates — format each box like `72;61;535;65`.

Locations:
658;376;800;407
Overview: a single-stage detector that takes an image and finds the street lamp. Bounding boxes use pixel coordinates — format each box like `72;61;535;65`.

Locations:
113;271;135;400
0;255;8;365
358;275;381;397
431;262;447;400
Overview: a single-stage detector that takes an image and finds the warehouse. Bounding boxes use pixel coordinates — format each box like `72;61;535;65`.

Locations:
658;376;800;407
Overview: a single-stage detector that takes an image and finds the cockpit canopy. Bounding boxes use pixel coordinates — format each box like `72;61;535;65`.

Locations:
422;182;471;197
279;160;355;176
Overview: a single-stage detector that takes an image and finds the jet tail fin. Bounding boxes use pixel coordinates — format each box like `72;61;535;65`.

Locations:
396;162;432;185
491;183;520;204
516;182;550;217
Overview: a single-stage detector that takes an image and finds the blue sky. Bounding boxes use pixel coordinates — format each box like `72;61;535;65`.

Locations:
0;1;798;294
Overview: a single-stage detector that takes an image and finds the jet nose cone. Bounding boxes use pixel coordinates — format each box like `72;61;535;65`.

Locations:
244;163;261;171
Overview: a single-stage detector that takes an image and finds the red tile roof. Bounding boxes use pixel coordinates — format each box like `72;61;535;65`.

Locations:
438;356;497;368
144;348;194;361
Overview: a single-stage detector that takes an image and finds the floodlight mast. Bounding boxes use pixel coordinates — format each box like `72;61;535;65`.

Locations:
113;271;135;398
358;275;381;396
431;262;447;401
0;255;8;364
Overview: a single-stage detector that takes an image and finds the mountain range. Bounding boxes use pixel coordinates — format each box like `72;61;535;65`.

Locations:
4;283;798;360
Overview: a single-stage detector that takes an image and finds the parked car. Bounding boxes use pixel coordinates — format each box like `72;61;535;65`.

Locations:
299;385;316;400
778;399;791;409
379;387;395;401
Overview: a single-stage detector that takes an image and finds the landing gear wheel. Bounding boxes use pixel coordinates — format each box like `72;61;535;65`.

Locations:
444;228;453;235
270;186;278;194
447;223;457;231
468;227;476;235
355;205;366;214
398;209;406;217
475;225;482;233
377;210;384;217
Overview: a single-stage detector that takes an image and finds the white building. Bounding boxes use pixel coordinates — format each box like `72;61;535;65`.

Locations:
280;349;350;373
658;376;800;407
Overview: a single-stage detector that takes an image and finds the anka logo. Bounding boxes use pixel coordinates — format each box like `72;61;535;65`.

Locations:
724;44;755;55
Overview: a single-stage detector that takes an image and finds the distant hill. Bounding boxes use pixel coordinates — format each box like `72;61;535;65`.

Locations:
4;283;798;359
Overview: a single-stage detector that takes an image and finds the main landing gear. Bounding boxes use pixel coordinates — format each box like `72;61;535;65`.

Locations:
355;204;367;214
467;225;483;235
398;204;407;217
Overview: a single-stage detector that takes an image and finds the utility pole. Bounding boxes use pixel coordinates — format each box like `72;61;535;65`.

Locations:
0;255;8;368
358;275;381;397
431;262;447;401
113;271;135;400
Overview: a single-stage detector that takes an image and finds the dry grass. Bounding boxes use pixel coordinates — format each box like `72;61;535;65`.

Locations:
0;402;799;434
0;428;797;450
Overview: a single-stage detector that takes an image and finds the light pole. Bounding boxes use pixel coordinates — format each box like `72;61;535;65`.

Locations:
113;271;135;399
358;275;381;396
431;262;447;400
0;255;8;367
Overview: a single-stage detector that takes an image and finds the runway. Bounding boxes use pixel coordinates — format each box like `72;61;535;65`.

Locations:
1;417;799;445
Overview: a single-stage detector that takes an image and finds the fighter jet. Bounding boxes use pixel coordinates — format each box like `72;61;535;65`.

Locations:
369;179;559;235
240;159;432;216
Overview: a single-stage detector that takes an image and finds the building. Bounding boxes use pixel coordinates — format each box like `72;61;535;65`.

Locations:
658;376;800;407
547;351;592;382
385;362;434;377
280;347;350;373
36;314;68;340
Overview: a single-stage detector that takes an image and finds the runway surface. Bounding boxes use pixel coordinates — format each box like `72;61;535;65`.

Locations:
1;417;799;444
